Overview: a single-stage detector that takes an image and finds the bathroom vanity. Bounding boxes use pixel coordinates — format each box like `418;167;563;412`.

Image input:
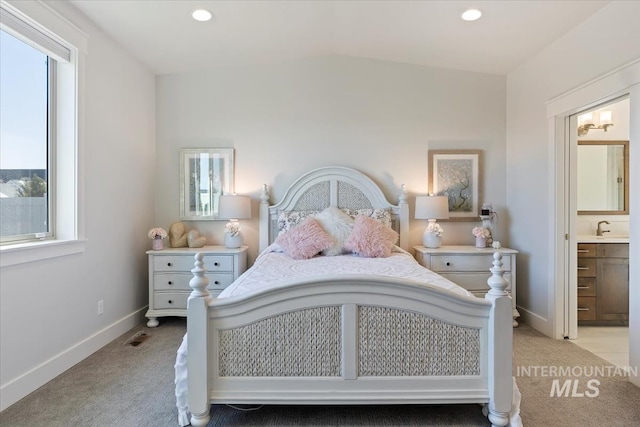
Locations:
577;240;629;325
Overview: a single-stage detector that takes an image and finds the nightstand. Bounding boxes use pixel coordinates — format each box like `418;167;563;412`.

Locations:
145;246;247;327
414;245;520;327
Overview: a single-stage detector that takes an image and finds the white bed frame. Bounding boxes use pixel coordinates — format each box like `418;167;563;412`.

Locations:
186;166;513;427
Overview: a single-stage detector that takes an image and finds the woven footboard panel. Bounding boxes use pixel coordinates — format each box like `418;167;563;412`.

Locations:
358;306;481;376
218;306;341;377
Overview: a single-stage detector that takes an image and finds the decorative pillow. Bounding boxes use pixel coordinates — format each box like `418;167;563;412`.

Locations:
344;215;399;258
275;218;332;260
313;206;355;256
277;210;319;235
342;208;392;229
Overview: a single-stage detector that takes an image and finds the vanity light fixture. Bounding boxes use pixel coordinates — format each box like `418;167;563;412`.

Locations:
461;9;482;21
577;110;614;136
192;9;213;22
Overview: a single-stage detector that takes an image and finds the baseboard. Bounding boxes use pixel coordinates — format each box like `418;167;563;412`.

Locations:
516;306;553;337
0;308;147;412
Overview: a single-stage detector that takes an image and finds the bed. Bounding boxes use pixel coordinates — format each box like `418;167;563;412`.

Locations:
175;166;516;427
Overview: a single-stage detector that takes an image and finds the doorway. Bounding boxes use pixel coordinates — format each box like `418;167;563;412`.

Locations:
547;63;638;382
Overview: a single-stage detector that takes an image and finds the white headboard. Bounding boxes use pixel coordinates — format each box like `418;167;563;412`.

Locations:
259;166;409;252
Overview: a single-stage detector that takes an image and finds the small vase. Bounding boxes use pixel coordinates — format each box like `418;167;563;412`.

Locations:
152;238;164;250
475;237;486;248
224;233;243;249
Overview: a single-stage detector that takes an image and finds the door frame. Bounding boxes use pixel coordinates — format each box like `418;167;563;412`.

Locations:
547;59;639;341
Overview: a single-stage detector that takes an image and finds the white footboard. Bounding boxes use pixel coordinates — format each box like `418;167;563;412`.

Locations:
187;252;513;427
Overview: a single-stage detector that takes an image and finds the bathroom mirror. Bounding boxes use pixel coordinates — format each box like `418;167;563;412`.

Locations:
577;140;628;215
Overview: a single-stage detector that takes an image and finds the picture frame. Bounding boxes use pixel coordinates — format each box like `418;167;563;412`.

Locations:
179;148;234;220
428;150;481;221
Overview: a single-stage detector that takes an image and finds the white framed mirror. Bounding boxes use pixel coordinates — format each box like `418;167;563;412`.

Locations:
179;148;234;220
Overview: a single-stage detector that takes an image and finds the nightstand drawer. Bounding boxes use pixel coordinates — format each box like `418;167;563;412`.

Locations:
430;254;511;272
440;272;512;292
153;292;189;309
154;273;235;291
154;254;234;272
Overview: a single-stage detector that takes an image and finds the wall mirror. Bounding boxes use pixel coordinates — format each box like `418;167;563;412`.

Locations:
577;140;628;215
179;148;234;220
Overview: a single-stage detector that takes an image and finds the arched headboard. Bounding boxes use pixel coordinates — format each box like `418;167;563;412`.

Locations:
259;166;409;252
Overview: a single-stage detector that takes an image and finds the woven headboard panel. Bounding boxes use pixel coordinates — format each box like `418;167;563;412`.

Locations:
259;166;409;252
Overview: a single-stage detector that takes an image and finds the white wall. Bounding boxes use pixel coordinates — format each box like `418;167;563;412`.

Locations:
506;0;640;381
0;1;156;409
156;55;508;263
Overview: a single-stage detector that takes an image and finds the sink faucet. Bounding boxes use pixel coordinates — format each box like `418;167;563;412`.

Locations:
596;221;610;236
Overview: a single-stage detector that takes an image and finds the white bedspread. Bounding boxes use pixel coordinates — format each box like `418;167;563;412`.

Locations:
220;245;471;299
175;247;484;426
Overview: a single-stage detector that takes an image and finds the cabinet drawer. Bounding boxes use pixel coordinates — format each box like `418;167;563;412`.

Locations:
153;254;233;272
153;292;188;310
577;258;596;278
577;244;596;258
577;296;596;321
154;273;235;291
440;272;512;292
430;254;510;272
597;243;629;258
577;277;596;297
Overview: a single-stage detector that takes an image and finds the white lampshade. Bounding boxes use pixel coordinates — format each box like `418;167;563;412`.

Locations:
599;110;612;125
218;195;251;220
415;196;449;220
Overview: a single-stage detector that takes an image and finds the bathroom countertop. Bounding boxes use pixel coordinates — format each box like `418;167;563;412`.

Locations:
577;235;629;243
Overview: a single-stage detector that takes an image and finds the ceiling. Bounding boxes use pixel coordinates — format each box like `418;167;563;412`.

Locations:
68;0;609;76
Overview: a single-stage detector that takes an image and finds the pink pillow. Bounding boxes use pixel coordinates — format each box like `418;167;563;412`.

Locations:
344;215;399;258
275;218;333;260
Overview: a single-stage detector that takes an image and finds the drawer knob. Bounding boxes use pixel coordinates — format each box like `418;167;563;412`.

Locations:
214;280;219;285
167;262;173;267
214;262;219;266
168;281;173;285
168;300;173;304
446;262;451;266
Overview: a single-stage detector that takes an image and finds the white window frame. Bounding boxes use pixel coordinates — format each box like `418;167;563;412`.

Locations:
0;0;87;267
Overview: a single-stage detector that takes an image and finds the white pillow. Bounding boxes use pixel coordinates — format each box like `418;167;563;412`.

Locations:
313;206;355;256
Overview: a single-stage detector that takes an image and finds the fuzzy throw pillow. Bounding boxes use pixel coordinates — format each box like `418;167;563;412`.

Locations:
344;215;399;258
275;218;333;260
313;206;355;256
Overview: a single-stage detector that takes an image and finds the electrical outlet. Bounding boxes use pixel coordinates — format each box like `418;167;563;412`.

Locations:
98;300;104;315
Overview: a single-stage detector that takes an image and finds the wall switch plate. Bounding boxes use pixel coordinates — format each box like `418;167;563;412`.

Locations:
98;300;104;315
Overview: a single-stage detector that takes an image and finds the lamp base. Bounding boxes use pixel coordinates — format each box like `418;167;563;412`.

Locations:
423;232;442;249
224;234;243;249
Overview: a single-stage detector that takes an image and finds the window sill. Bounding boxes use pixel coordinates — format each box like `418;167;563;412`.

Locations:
0;239;87;268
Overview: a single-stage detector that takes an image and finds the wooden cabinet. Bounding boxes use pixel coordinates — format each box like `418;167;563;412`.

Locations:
413;245;519;327
145;246;247;327
577;243;628;325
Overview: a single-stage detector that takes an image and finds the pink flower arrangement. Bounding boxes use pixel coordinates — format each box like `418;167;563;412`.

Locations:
148;227;168;240
472;226;491;239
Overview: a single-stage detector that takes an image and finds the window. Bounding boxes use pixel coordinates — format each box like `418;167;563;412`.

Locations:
0;2;87;265
0;29;53;243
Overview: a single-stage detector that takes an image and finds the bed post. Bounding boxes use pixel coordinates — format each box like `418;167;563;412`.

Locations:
484;243;513;427
259;184;270;253
187;253;212;426
398;184;409;251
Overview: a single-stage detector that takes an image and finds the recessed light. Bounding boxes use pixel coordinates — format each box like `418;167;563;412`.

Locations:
192;9;213;22
461;9;482;21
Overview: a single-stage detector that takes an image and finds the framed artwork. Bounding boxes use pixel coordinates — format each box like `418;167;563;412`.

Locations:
180;148;234;220
428;150;481;221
